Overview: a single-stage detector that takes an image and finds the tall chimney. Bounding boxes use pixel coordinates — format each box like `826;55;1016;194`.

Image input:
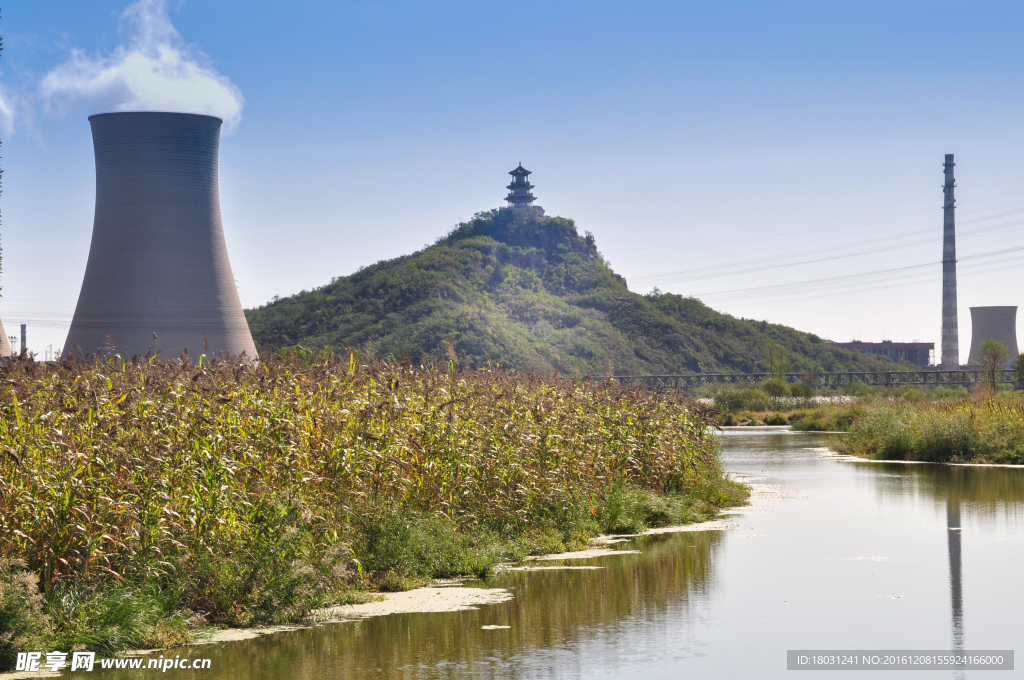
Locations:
64;112;257;362
19;324;25;357
941;154;959;369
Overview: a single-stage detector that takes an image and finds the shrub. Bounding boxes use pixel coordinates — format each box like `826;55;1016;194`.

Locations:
594;483;738;535
0;559;51;671
354;511;512;583
979;339;1011;392
759;378;790;398
841;382;875;398
788;405;861;432
933;386;970;400
1015;353;1024;383
790;382;815;398
714;387;771;413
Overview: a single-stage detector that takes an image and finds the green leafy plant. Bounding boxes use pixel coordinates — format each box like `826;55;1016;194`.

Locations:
979;339;1011;392
790;382;815;398
0;356;743;653
759;377;790;398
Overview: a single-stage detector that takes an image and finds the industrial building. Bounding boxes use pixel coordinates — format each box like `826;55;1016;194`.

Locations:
835;341;934;368
967;306;1018;367
64;112;257;362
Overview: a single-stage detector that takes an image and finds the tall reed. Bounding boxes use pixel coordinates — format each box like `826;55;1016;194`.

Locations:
0;355;736;646
838;393;1024;463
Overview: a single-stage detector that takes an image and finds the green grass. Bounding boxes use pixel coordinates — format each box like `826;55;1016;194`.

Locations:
837;394;1024;463
788;405;863;432
0;355;744;667
748;390;1024;463
596;478;747;535
45;584;194;655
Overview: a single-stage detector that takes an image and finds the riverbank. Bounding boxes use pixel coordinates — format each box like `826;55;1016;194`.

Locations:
147;501;761;651
73;426;1017;680
0;356;745;670
833;394;1024;464
703;381;972;430
708;386;1024;465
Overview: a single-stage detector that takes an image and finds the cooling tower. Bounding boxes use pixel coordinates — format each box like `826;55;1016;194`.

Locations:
967;306;1018;367
64;112;257;362
0;319;11;358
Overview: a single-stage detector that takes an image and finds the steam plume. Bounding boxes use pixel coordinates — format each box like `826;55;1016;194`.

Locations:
39;0;244;132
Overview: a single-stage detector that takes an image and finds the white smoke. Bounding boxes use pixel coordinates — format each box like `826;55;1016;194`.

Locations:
39;0;244;132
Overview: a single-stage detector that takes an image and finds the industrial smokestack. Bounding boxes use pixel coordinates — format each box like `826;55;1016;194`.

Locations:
967;306;1018;367
20;324;26;357
940;154;959;369
64;112;257;362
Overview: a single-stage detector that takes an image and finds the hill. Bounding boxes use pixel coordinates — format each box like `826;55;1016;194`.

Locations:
245;209;896;375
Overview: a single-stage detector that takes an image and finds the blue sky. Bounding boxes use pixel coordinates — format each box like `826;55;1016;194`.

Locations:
3;0;1024;362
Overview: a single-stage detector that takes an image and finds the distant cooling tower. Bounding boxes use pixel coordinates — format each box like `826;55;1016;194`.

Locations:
0;319;11;358
967;306;1018;366
64;112;257;362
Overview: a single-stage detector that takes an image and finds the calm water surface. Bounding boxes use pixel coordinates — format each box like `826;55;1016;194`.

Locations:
101;429;1024;679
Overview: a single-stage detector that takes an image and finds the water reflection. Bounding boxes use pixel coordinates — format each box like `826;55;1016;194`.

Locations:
866;461;1024;679
90;433;1024;680
947;488;964;680
867;464;1024;638
871;461;1024;508
114;531;723;680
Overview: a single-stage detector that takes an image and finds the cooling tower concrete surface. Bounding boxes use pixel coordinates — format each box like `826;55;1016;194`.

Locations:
64;112;257;361
967;306;1018;366
0;319;11;358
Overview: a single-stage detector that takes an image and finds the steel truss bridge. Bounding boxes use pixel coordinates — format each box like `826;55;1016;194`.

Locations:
589;369;1015;390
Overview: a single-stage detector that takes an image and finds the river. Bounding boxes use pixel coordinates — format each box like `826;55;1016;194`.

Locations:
122;427;1024;679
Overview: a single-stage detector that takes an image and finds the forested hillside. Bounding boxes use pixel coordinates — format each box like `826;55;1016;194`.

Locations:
245;209;895;375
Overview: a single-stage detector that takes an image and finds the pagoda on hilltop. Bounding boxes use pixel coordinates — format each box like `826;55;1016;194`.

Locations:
505;164;538;209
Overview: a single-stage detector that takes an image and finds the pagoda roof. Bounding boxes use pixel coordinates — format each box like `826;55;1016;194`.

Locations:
509;164;531;176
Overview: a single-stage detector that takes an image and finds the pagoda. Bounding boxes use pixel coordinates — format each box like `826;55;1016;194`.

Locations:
505;164;537;209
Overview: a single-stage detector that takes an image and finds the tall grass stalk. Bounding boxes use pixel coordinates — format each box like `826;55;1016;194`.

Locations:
0;355;740;663
838;394;1024;463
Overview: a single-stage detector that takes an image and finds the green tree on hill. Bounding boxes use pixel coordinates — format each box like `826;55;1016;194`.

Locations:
245;208;900;376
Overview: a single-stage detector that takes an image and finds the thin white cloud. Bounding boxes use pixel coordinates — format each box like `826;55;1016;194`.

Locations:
39;0;244;132
0;86;14;137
